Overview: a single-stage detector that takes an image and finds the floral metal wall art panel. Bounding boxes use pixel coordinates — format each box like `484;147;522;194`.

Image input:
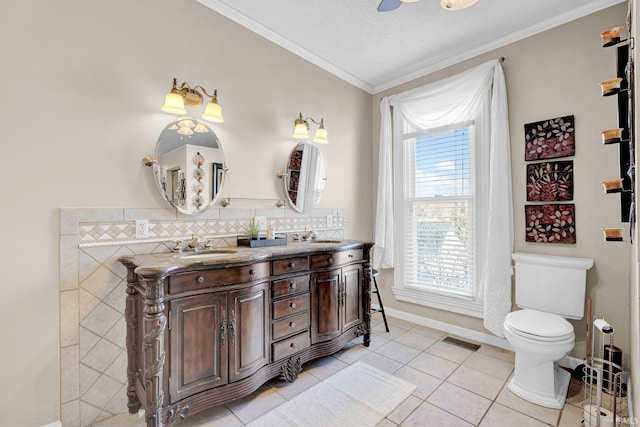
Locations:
526;160;574;202
524;115;575;160
525;204;576;244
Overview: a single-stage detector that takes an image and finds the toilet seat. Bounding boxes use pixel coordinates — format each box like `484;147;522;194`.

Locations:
505;309;573;342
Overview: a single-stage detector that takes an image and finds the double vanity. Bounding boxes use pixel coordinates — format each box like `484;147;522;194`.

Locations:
119;239;373;427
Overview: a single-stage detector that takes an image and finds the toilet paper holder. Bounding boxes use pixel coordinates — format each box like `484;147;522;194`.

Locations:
582;316;627;427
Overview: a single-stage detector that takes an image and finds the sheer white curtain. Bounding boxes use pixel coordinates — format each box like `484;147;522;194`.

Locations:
375;60;513;336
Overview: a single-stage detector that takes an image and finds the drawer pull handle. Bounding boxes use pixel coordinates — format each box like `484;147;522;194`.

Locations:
290;342;297;348
290;302;297;309
197;276;205;284
348;254;354;258
249;269;255;276
328;258;334;264
289;283;297;289
289;262;296;268
290;322;296;328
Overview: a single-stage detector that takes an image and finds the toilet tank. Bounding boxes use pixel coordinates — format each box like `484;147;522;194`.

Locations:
512;252;594;319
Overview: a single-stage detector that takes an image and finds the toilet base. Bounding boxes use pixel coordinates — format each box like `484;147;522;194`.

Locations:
507;365;570;409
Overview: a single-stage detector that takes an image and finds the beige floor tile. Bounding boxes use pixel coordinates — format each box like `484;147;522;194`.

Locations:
226;384;287;424
558;402;583;427
366;333;393;351
377;418;399;427
393;330;438;351
426;340;474;364
407;324;447;340
476;343;515;363
386;316;417;331
447;364;507;400
304;355;348;380
401;401;474;427
480;402;550;427
427;381;492;425
386;395;423;424
376;340;422;364
394;365;443;400
333;341;371;364
92;412;144;427
462;351;514;380
495;384;561;425
185;405;244;427
361;351;404;374
407;352;459;380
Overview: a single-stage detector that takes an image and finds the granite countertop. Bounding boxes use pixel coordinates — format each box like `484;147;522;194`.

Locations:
118;239;373;276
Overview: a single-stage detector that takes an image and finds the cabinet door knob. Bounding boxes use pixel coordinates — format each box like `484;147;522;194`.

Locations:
249;269;255;276
290;302;296;309
289;262;296;268
289;322;296;328
348;254;353;258
328;258;334;264
290;342;297;348
197;276;205;284
289;282;297;289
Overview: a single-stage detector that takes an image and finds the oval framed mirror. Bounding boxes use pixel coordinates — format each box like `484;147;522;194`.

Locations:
152;118;226;215
282;142;325;212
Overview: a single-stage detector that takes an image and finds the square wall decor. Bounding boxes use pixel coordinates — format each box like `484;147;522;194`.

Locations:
524;115;575;161
526;160;574;202
525;204;576;244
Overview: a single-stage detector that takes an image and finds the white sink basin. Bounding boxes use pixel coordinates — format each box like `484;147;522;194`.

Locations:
176;249;238;259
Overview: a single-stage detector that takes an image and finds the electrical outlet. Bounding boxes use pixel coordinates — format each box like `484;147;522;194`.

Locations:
253;216;267;232
135;219;149;239
326;215;333;227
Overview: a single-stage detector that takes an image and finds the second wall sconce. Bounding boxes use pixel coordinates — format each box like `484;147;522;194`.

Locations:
162;78;224;123
292;112;329;144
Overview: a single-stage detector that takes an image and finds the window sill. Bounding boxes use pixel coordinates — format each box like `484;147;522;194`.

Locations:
392;285;483;318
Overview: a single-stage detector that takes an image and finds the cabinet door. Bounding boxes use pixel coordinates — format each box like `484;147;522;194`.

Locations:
311;270;341;344
342;264;363;331
228;282;269;382
169;293;228;402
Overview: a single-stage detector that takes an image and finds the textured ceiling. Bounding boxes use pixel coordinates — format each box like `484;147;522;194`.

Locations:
197;0;625;94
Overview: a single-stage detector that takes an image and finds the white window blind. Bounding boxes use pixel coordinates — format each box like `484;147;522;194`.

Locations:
403;127;475;297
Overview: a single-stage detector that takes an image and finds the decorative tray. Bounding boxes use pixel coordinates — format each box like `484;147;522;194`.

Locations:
237;234;287;248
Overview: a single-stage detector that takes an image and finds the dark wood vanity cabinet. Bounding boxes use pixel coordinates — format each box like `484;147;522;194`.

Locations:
120;241;373;427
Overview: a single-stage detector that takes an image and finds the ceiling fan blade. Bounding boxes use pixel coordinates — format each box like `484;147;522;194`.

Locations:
377;0;402;12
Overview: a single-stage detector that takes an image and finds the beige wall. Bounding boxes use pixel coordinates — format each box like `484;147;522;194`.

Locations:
0;0;371;425
372;3;632;363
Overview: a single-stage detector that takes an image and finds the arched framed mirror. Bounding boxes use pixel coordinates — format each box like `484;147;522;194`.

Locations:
150;118;226;215
281;142;325;212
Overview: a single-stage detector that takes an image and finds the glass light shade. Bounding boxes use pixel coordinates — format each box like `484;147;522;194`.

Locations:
293;122;309;139
194;123;208;133
177;126;194;136
312;127;329;144
162;91;187;114
440;0;479;10
178;119;195;128
201;101;224;123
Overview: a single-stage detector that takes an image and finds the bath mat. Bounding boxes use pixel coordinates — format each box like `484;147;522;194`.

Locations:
442;336;481;351
246;362;416;427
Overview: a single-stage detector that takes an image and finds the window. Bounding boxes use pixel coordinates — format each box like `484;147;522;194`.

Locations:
394;125;483;317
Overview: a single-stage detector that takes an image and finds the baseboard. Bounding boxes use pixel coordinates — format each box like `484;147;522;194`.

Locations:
375;306;512;351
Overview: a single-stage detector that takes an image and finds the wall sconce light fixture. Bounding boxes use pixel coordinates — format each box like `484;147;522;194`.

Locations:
161;78;224;123
292;112;328;144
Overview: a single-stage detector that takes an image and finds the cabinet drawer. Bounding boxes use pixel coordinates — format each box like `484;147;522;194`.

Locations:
271;275;309;298
310;249;363;269
272;312;309;340
272;332;310;361
273;294;309;320
272;257;309;276
169;262;270;294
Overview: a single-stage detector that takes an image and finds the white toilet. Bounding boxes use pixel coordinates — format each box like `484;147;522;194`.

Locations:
503;252;593;409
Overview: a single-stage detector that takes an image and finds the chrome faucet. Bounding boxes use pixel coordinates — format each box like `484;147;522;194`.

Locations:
302;230;315;240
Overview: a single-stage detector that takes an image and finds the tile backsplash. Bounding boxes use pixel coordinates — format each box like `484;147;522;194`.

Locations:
59;207;347;427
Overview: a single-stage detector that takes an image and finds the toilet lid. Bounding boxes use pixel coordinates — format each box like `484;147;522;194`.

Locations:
506;310;573;339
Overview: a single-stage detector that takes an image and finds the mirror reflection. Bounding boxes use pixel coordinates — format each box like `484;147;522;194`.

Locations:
283;142;325;213
152;118;226;214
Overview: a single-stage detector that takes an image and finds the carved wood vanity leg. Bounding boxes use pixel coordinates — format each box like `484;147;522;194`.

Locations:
143;277;167;427
362;248;372;347
125;268;141;414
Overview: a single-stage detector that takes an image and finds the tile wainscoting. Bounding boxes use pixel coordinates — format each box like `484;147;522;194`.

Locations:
58;207;347;427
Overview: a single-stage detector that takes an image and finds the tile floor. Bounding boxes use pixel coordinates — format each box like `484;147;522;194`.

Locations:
94;315;604;426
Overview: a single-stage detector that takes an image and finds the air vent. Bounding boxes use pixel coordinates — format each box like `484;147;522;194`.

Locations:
442;336;481;351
